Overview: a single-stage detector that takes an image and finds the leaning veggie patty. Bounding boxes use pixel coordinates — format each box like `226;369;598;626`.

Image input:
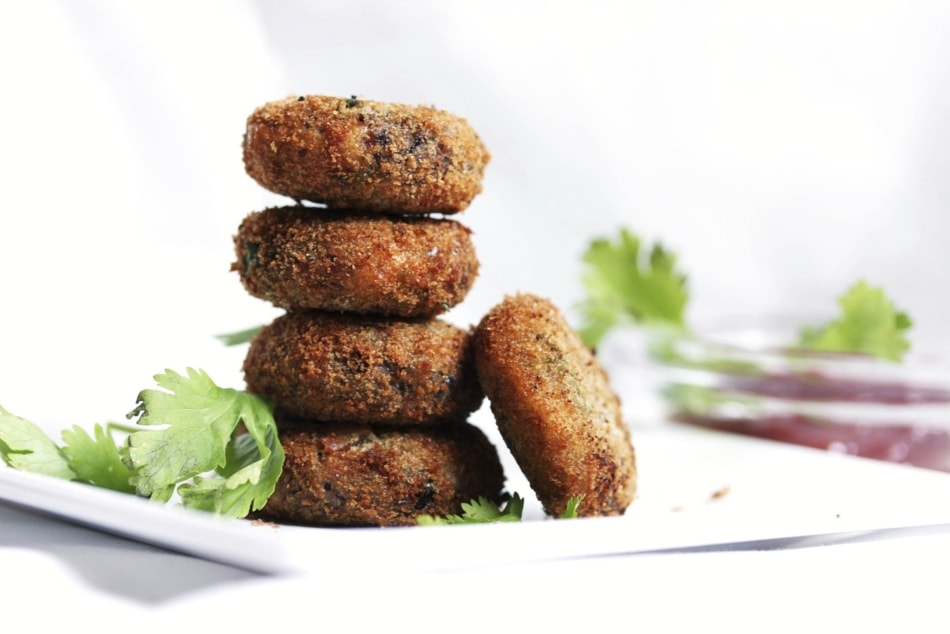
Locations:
242;95;490;214
243;310;483;425
256;418;505;527
473;294;637;517
232;206;478;317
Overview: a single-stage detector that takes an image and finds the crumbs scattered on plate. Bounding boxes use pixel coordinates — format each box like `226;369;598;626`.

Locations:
671;484;731;512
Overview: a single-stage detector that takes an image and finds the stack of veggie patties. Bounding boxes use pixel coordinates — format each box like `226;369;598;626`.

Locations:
233;95;501;527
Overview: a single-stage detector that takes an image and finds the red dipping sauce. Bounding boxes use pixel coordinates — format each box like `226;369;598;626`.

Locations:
674;370;950;471
603;325;950;473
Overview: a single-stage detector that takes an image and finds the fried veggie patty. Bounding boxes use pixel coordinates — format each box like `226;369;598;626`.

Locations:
243;95;490;214
255;419;505;527
243;310;483;425
232;206;479;317
473;294;637;517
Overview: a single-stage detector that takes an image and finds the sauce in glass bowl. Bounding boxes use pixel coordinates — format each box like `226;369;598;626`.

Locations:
599;324;950;472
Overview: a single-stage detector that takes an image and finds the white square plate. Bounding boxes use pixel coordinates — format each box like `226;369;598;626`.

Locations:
4;421;950;575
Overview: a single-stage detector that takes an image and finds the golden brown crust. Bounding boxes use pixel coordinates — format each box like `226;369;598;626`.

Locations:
243;95;491;214
243;311;483;425
473;294;637;517
232;206;479;317
255;419;506;527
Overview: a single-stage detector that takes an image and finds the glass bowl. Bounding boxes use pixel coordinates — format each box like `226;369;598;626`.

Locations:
599;322;950;472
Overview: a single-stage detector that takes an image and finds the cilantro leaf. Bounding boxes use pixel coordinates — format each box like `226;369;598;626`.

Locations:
177;413;282;516
125;368;283;518
417;493;525;525
799;281;912;362
215;325;262;346
578;228;689;348
1;369;283;519
0;410;134;492
559;495;584;519
0;406;75;480
60;423;136;493
417;493;585;524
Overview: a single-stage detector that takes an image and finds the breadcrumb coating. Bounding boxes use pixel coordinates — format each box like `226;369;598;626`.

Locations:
254;419;505;527
473;294;637;517
243;310;483;425
232;206;478;317
243;95;490;214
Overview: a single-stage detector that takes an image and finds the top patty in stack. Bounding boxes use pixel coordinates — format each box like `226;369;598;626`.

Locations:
243;95;491;214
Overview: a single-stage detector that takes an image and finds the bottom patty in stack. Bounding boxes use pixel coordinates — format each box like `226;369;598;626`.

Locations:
243;310;505;527
254;418;505;527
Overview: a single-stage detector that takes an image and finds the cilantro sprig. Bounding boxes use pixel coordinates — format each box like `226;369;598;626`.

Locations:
417;494;525;525
417;493;583;525
0;368;283;519
0;406;88;482
579;227;914;362
215;326;261;346
578;228;688;348
126;368;283;516
799;281;912;362
559;495;583;518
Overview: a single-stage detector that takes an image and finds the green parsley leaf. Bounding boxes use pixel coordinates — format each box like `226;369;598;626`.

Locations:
61;423;136;493
578;228;689;348
0;406;75;480
125;368;283;518
417;493;525;525
799;281;912;362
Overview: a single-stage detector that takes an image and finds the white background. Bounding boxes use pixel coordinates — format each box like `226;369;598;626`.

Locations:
2;0;949;426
